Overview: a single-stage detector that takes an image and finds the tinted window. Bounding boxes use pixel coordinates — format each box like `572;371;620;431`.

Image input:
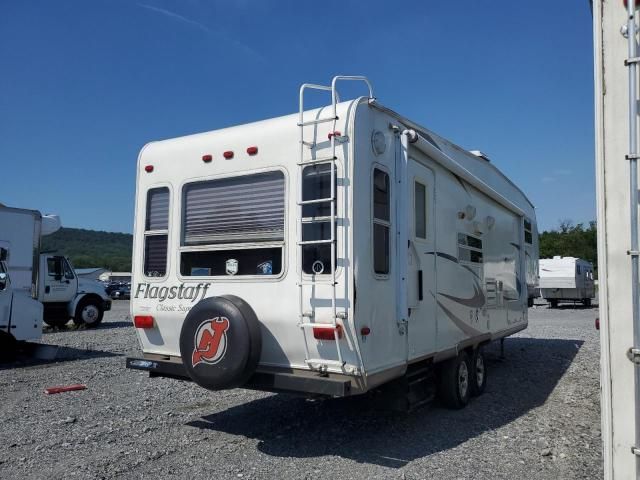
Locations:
373;169;390;275
144;187;170;277
415;182;426;239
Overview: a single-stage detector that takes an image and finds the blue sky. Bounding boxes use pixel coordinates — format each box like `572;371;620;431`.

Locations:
1;1;594;233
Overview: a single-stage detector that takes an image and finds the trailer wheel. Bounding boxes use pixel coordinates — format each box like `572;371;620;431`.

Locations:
527;297;534;308
438;351;471;409
73;298;104;327
549;299;558;309
470;347;487;396
583;298;592;308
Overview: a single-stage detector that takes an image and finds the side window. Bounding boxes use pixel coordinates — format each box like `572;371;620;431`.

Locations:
63;258;75;280
524;219;533;244
373;168;390;275
414;181;427;239
458;234;483;264
144;187;169;277
47;257;62;277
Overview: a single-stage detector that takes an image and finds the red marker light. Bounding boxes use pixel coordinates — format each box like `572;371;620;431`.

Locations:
202;154;212;163
360;326;371;336
144;165;154;173
223;151;234;159
313;325;343;341
328;131;341;140
247;146;258;155
134;315;154;329
595;317;600;330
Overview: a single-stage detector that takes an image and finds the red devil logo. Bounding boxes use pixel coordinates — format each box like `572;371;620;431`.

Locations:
191;317;230;367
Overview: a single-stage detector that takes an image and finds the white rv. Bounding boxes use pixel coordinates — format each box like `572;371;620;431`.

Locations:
0;205;112;334
126;77;538;409
539;256;595;307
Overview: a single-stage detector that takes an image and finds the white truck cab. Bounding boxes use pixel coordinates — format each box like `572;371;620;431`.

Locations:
39;254;111;328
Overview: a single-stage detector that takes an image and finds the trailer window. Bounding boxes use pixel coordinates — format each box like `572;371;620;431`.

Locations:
180;172;285;277
301;163;335;275
415;182;427;239
143;187;169;277
373;168;390;274
524;219;533;244
458;233;483;264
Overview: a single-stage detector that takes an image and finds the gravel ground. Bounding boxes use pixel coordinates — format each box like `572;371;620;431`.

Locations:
0;300;601;479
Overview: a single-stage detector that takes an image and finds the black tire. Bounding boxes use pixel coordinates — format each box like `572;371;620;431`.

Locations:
0;331;17;362
527;297;534;308
43;317;70;328
470;347;487;397
583;298;592;308
438;351;471;409
179;295;262;391
549;299;558;309
73;297;104;327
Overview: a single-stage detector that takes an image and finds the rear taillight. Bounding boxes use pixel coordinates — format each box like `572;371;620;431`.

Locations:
596;317;600;330
313;325;343;341
134;315;154;329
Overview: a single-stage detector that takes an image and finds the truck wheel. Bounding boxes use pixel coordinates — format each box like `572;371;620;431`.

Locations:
470;347;487;397
438;351;471;409
43;317;70;328
73;298;104;327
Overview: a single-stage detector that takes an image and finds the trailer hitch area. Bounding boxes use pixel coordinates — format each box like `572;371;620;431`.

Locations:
626;347;640;365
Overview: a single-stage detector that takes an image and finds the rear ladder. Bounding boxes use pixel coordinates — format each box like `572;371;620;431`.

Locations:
296;76;373;372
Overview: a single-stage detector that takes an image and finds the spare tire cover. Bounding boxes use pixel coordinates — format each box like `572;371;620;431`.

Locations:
179;295;261;390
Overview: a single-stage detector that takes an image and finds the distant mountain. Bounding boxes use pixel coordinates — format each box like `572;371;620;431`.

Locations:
41;227;132;272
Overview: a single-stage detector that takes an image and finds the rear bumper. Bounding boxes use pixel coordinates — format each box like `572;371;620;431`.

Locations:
125;357;353;397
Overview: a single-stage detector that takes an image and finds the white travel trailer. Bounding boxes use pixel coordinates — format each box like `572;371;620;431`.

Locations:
126;76;538;409
594;1;640;477
539;256;595;308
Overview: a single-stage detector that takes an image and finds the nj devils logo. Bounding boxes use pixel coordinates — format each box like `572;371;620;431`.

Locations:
191;317;230;367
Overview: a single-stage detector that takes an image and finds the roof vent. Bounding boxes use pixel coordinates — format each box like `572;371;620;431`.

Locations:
470;150;491;162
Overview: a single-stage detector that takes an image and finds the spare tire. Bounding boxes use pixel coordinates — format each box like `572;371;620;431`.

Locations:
179;295;261;390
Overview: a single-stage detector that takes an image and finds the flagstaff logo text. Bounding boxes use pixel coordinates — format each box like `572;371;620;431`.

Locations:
134;283;211;303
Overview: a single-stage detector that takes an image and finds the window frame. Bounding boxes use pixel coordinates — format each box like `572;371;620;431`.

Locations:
177;168;288;281
372;165;391;278
142;185;171;280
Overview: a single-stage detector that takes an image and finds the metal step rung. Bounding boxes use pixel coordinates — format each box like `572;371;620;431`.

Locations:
301;216;332;223
297;281;337;286
297;156;337;166
298;239;334;245
298;322;338;329
298;197;334;206
297;116;338;127
305;358;345;368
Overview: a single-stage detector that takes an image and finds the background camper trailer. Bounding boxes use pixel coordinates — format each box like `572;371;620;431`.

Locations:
539;256;595;308
127;76;538;409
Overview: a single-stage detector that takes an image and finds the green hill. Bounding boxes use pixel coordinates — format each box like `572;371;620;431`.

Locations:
41;227;133;272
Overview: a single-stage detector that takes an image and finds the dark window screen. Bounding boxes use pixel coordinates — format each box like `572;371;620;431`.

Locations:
373;168;390;275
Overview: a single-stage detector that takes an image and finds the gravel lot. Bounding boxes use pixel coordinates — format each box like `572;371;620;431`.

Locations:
0;300;601;479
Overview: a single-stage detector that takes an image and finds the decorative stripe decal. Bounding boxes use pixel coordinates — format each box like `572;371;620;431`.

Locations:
438;282;486;308
436;299;483;337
